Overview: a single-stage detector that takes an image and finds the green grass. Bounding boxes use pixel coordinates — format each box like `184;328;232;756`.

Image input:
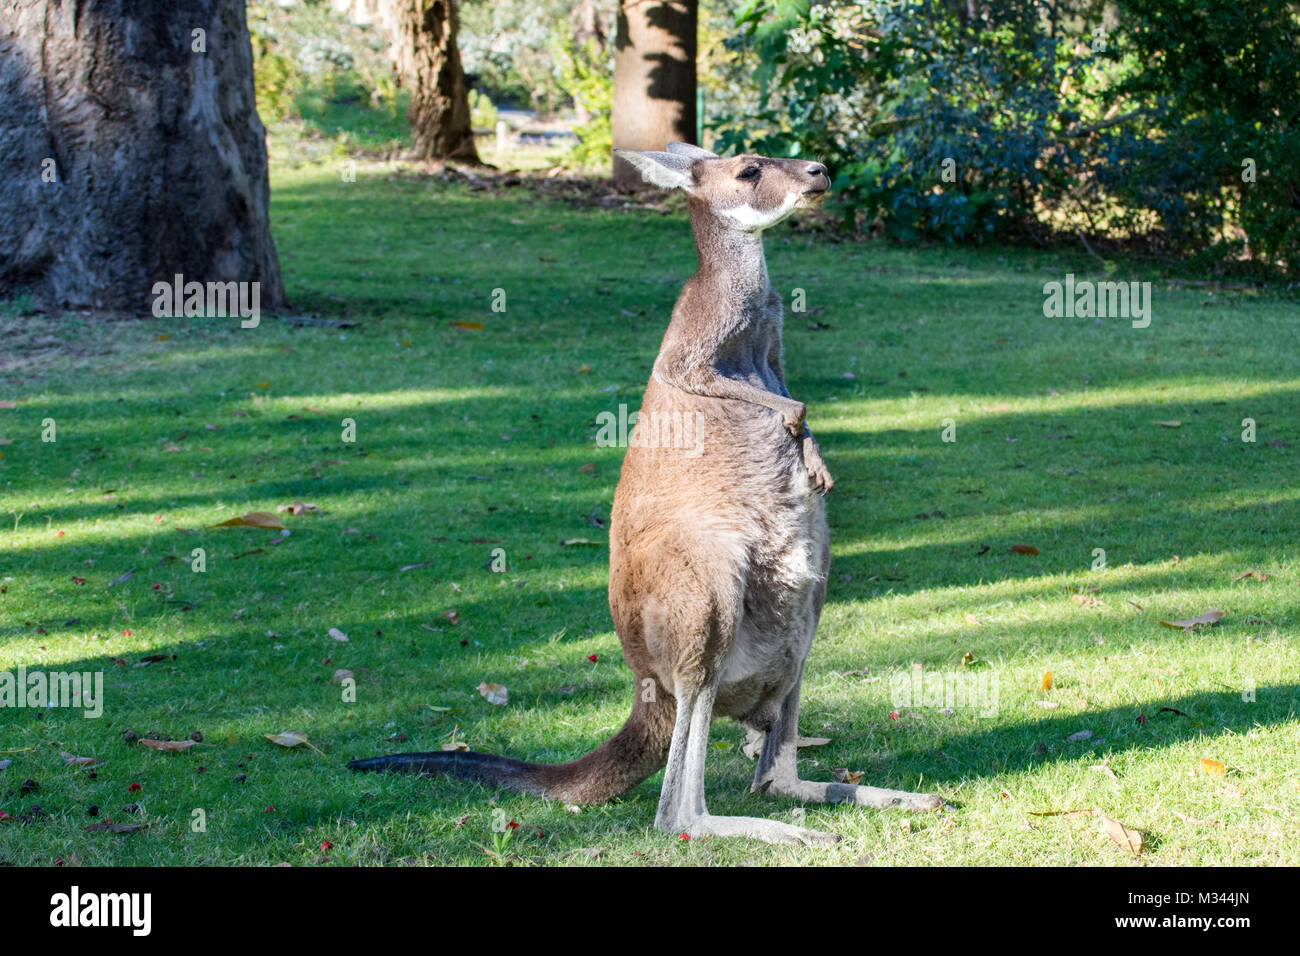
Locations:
1;159;1297;866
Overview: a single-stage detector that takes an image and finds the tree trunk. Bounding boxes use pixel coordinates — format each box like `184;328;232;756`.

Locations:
0;0;285;314
390;0;480;163
612;0;697;190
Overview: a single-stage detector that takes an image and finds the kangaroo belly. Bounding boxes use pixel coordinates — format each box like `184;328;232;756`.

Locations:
611;381;830;721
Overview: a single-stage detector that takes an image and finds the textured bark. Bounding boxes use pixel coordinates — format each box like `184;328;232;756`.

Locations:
390;0;479;163
612;0;697;190
0;0;284;314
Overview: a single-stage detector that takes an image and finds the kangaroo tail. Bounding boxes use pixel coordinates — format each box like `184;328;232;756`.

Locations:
347;692;674;805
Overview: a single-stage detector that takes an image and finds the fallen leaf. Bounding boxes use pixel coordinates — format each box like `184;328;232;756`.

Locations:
265;730;319;753
1090;762;1118;779
1041;670;1053;691
965;613;981;626
1099;816;1143;856
107;568;136;587
208;511;284;530
477;682;508;706
1009;544;1040;555
449;321;483;331
1070;593;1099;607
1232;570;1270;582
328;627;349;642
61;752;97;766
1067;729;1093;741
832;767;865;785
1028;808;1097;818
399;561;435;571
1200;758;1226;776
331;669;354;684
442;609;460;626
1153;420;1181;428
1158;609;1224;631
138;739;197;752
560;538;602;547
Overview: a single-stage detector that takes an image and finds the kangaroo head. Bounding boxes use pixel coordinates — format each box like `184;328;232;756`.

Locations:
614;143;830;233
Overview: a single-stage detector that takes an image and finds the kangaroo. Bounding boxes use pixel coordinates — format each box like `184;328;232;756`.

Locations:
349;143;942;844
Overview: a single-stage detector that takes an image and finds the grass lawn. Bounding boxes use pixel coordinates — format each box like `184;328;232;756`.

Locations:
1;159;1297;867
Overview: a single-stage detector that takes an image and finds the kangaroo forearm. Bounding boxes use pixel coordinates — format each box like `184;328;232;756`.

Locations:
658;366;796;417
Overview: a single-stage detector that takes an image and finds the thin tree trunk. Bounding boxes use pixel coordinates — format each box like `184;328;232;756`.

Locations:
611;0;697;190
0;0;284;314
390;0;480;164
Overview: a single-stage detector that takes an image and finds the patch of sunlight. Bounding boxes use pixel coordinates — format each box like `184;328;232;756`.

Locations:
286;386;516;409
830;376;1300;425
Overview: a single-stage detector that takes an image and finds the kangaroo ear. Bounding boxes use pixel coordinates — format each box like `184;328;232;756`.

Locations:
613;148;697;191
664;142;718;161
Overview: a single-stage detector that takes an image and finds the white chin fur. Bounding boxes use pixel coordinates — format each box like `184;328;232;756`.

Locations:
719;192;801;232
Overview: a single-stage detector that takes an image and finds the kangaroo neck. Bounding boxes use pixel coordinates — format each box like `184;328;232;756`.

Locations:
688;203;770;303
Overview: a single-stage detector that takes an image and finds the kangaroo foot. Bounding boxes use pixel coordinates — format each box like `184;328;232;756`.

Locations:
661;812;841;846
765;778;943;812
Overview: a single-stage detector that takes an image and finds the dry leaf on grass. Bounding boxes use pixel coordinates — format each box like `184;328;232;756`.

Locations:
138;739;197;752
1099;816;1143;857
1233;570;1270;582
331;669;354;684
1153;420;1182;428
477;682;508;706
559;538;602;547
265;730;321;753
1009;544;1040;555
965;613;982;626
832;767;865;785
1200;758;1226;776
1159;609;1224;631
208;511;284;530
1041;670;1053;691
61;752;97;766
328;627;349;642
449;321;484;331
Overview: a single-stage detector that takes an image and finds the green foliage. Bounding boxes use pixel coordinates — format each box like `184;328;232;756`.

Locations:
250;26;299;122
712;0;1299;279
552;34;613;169
1099;0;1300;278
470;89;499;130
247;1;412;156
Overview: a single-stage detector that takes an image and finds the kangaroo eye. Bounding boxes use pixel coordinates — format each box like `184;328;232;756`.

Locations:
737;166;761;181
